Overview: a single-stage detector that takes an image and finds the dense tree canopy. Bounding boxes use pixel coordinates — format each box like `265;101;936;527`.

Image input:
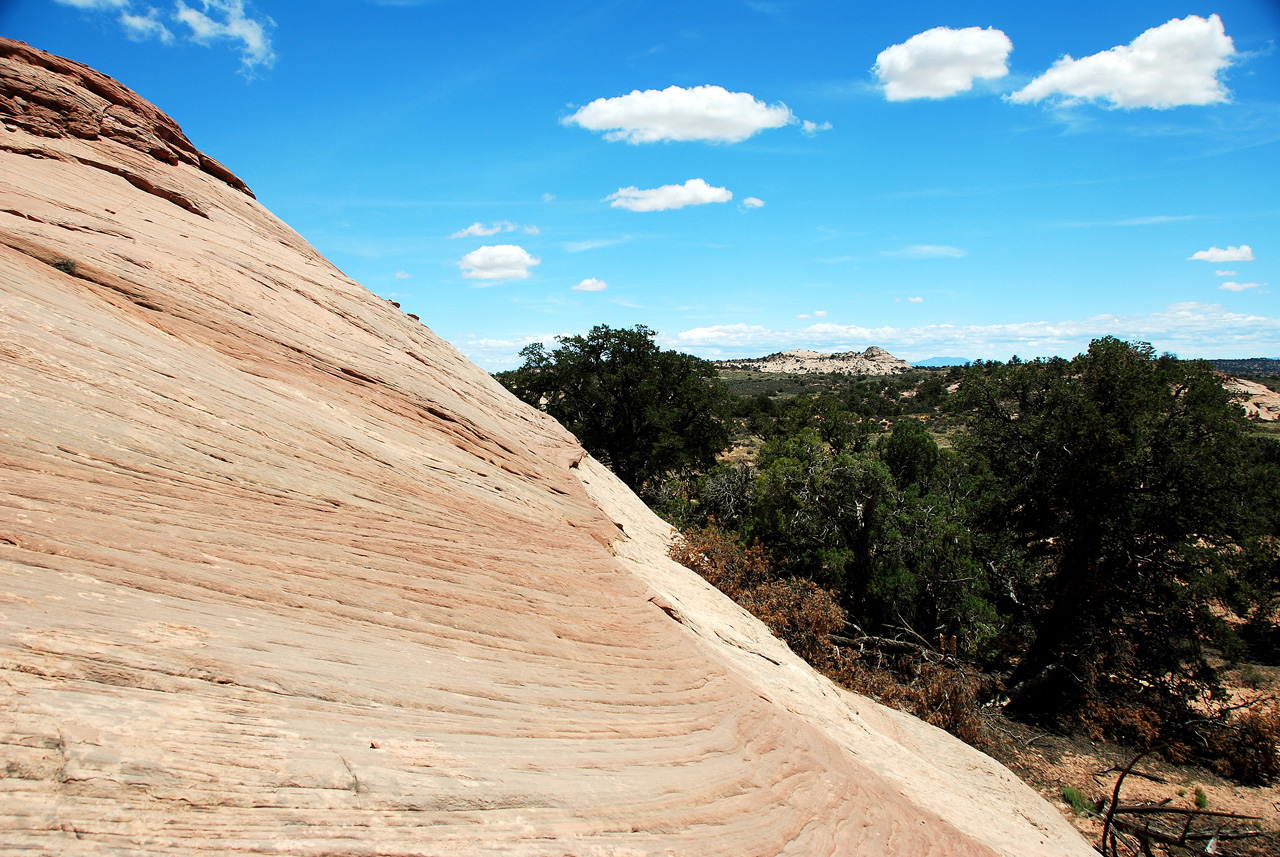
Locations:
495;325;731;490
951;337;1269;727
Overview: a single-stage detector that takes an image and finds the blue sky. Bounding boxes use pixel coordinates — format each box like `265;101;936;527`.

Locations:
5;1;1278;368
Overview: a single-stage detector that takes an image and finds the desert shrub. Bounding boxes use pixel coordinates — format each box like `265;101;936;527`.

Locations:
737;577;845;665
668;522;771;598
51;258;77;275
825;652;985;744
1196;704;1280;786
1079;697;1164;748
879;417;938;488
698;463;756;529
670;525;845;663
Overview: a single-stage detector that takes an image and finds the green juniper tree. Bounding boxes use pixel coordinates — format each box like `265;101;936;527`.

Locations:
952;337;1268;731
496;324;731;491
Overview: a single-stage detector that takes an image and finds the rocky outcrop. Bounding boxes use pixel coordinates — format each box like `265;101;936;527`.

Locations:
716;346;915;375
1224;376;1280;421
0;38;252;216
0;39;1092;856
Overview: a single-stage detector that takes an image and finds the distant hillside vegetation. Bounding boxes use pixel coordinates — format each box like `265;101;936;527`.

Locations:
1212;358;1280;376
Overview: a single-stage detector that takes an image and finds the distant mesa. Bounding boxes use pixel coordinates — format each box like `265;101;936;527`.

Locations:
715;346;914;375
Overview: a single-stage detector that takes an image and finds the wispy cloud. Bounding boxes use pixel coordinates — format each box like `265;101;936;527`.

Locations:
452;333;562;370
174;1;275;73
605;178;732;212
572;278;608;292
55;0;275;74
120;8;174;42
449;220;538;239
1219;281;1265;292
665;302;1280;361
883;244;966;258
1060;214;1197;227
54;0;129;8
451;221;513;239
563;236;629;253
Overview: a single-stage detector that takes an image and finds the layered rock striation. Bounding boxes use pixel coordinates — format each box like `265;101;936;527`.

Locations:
0;39;1092;856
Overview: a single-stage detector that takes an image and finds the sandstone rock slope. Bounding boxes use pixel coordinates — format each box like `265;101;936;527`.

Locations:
0;39;1092;856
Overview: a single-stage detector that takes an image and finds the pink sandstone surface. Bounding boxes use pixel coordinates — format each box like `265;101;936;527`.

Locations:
0;39;1093;856
1225;376;1280;421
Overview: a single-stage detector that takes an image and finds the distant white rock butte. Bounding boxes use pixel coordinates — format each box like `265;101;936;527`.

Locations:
716;346;915;375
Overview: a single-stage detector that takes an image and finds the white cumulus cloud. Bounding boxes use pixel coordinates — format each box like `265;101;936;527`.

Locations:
563;85;795;144
1009;15;1234;108
741;197;765;209
1216;270;1236;277
457;245;540;281
605;178;732;212
874;26;1012;101
572;278;608;292
801;120;833;136
1190;245;1254;262
394;270;411;280
1219;282;1264;292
